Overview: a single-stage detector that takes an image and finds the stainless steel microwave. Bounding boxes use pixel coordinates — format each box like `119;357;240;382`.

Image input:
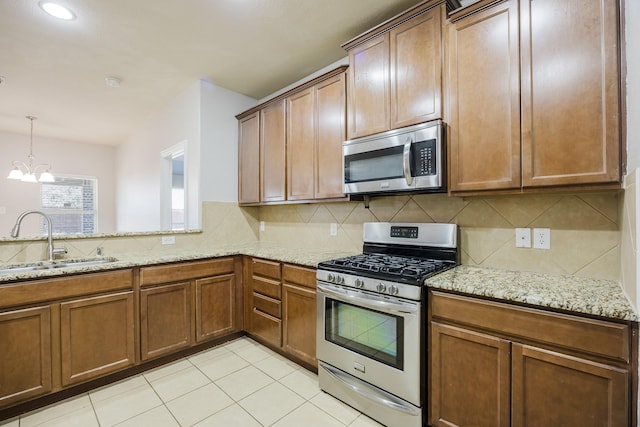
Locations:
343;120;445;195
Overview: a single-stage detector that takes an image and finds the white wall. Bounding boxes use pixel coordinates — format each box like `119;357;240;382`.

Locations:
621;0;640;313
200;80;256;203
116;79;257;231
0;130;116;235
116;82;201;232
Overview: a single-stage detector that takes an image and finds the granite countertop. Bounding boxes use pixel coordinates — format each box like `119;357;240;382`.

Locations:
0;243;357;283
426;265;638;322
2;248;637;322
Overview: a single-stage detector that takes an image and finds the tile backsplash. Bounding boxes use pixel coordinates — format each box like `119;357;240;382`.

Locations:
258;192;620;281
0;192;622;282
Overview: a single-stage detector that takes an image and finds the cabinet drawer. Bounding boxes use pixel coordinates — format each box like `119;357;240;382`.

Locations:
251;258;281;280
251;308;281;347
283;264;316;289
252;276;281;299
253;293;281;318
140;257;235;286
430;291;630;363
0;270;133;309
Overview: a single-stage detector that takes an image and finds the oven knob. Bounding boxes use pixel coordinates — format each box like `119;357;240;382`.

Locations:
327;274;335;283
337;275;345;285
354;279;364;288
376;283;387;293
389;285;399;295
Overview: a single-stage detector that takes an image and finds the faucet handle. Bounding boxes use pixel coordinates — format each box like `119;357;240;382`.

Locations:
53;246;68;257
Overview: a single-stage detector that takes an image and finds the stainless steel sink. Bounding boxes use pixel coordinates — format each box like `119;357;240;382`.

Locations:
0;257;118;275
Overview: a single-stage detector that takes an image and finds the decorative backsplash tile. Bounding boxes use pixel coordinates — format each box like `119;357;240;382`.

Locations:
0;192;625;284
257;192;622;281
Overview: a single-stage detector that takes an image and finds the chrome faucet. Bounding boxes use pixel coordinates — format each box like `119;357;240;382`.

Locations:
11;210;67;262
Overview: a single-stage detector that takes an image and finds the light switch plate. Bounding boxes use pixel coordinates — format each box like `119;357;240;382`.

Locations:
259;221;265;232
330;223;337;236
515;228;531;248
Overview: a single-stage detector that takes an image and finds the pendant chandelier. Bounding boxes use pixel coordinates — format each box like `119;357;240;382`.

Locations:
7;116;54;183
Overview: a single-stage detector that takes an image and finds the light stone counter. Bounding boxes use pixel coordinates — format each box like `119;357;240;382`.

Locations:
0;243;357;283
425;265;638;322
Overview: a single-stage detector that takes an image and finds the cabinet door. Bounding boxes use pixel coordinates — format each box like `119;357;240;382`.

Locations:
0;306;52;408
520;0;620;187
347;33;390;138
287;87;315;200
315;73;346;199
261;100;286;202
512;344;628;427
195;274;236;342
447;0;521;192
430;322;511;427
238;112;260;204
60;292;134;386
390;6;442;129
282;284;316;367
140;283;191;361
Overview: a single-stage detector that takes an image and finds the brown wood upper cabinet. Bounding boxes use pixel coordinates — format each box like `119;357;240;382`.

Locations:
261;100;287;203
287;72;346;200
237;67;347;205
238;112;260;204
447;0;621;193
429;290;634;427
343;0;445;139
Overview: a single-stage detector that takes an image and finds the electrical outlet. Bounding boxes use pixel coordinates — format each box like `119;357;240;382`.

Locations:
533;228;551;250
515;228;531;248
161;236;175;245
259;221;265;232
330;223;337;236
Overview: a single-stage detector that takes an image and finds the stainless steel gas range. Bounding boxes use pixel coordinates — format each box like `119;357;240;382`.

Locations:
316;222;458;427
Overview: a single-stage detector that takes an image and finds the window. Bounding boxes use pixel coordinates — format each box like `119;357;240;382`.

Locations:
40;176;98;234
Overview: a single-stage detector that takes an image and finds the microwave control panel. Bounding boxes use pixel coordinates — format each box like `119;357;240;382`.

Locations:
412;139;437;176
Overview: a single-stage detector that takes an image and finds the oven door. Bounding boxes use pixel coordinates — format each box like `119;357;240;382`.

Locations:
316;282;422;406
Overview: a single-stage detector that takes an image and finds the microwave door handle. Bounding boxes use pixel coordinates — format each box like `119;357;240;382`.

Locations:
403;136;413;186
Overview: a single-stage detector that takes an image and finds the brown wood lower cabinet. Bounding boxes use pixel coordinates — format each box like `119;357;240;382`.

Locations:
429;290;635;427
282;264;317;367
139;257;241;361
511;344;628;427
0;306;52;407
60;292;135;387
195;274;236;342
140;282;192;361
430;322;510;427
245;258;317;367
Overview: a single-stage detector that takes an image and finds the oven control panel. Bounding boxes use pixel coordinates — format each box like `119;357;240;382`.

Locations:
317;270;422;301
390;226;418;239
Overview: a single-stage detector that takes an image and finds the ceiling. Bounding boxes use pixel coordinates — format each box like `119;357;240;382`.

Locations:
0;0;429;146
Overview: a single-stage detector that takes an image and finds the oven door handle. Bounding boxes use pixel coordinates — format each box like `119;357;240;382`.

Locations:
319;361;420;416
403;135;413;186
317;283;419;315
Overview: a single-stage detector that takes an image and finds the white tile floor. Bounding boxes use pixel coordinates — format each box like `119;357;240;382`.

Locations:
0;337;384;427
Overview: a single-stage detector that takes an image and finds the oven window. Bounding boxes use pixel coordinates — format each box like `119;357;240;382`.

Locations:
345;146;404;183
325;298;404;370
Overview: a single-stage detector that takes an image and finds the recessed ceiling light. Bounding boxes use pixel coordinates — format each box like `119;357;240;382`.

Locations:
39;2;76;20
